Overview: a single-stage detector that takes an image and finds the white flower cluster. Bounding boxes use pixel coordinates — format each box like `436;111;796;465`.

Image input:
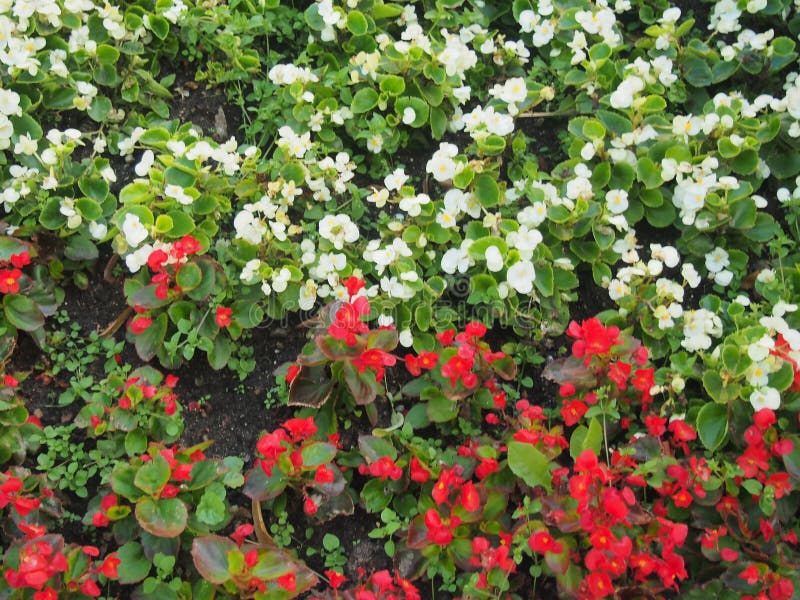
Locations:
0;88;22;150
306;152;355;202
268;64;319;85
426;142;463;182
459;105;515;139
234;194;293;246
575;8;620;45
437;30;478;78
318;214;359;250
665;156;737;226
277;126;313;159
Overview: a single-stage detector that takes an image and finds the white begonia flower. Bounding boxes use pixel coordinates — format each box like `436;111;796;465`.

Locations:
654;303;683;329
125;244;153;273
513;226;543;255
485;246;504;272
682;263;702;288
650;244;680;268
608;278;630;301
747;335;775;362
705;247;730;273
532;19;556;47
426;142;460;182
519;9;537;32
367;188;389;207
399;193;430;217
605;189;629;214
164;184;193;206
122;213;148;248
609;76;644;109
773;302;798;317
441;247;470;274
88;221;107;240
298;281;318;311
135;150;154;177
749;387;780;412
318;214;359;250
647;259;664;276
402;107;416;125
14;134;37;155
0;89;22;116
714;269;733;286
747;362;771;387
565;176;593;200
271;267;291;293
240;259;262;283
384;168;408;191
756;268;776;283
399;329;414;347
507;259;536;294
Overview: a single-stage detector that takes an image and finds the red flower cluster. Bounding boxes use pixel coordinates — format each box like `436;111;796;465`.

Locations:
0;473;40;517
470;535;516;590
551;450;690;598
567;318;622;365
91;493;120;527
0;251;30;294
328;295;370;346
359;456;403;481
315;568;419;600
4;538;67;590
353;347;397;382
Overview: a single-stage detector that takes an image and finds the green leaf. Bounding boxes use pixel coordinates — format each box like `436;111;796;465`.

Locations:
569;417;603;459
696;403;728;451
65;234;99;262
301;442;337;467
134;454;171;495
134;313;168;362
379;75;405;96
117;542;152;584
507;441;552;491
636;157;662;189
358;435;397;461
96;44;120;65
395;96;428;128
3;294;44;332
125;430;148;456
473;174;500;208
135;497;188;538
148;14;170;39
534;264;554;297
430;107;447;139
351;88;379;114
164;210;195;238
175;262;202;291
597;110;632;135
191;536;234;585
346;10;368;34
196;485;227;526
702;371;723;402
242;466;288;502
88;96;112;122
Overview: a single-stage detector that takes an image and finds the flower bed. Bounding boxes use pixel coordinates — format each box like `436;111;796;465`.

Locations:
0;0;799;597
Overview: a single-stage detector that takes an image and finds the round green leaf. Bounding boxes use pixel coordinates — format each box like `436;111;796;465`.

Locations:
135;497;188;538
473;174;500;208
351;87;380;114
346;10;368;34
175;262;202;291
696;403;728;451
3;294;44;332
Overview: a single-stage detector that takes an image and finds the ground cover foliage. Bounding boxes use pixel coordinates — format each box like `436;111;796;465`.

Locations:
0;0;800;597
